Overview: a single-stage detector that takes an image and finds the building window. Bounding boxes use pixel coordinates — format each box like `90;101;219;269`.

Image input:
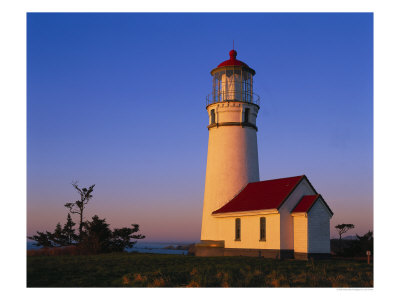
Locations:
235;218;241;241
210;109;215;124
260;217;266;241
244;108;250;123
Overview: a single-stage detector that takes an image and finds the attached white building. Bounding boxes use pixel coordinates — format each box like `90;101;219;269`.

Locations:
195;50;334;259
197;175;333;259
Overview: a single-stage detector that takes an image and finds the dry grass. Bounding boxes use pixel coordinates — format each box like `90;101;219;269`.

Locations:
27;253;373;287
186;280;200;287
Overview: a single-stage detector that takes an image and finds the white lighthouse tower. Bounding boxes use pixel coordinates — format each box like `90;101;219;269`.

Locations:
200;49;260;242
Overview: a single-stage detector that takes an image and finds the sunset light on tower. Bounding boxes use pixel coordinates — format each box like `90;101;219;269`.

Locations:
197;49;334;259
23;13;375;287
201;49;261;242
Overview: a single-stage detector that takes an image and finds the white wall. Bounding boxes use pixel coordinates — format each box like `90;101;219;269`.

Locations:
293;215;308;253
279;178;316;250
308;199;331;253
201;102;260;241
216;213;280;249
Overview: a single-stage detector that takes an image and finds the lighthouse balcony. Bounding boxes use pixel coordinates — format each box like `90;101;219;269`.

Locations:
206;91;260;108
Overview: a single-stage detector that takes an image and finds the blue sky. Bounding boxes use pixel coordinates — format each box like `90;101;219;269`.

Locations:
27;13;373;241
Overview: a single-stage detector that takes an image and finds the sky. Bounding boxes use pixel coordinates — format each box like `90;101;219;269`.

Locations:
27;13;373;242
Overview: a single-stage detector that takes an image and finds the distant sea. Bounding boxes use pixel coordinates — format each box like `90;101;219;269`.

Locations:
27;240;195;255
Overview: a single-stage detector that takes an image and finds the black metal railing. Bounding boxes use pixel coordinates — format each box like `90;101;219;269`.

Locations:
206;91;260;107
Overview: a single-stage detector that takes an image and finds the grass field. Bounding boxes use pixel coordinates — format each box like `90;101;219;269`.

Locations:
27;253;373;287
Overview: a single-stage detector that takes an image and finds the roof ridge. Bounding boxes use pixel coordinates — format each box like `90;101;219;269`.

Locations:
291;194;323;213
212;175;307;215
275;175;306;210
257;175;305;183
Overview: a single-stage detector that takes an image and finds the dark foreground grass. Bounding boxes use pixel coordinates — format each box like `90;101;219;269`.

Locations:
27;253;373;287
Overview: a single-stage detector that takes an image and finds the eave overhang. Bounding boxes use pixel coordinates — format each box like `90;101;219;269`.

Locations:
212;208;279;218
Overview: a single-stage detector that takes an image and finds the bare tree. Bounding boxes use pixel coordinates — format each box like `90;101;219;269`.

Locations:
65;181;95;240
335;224;355;240
335;223;355;252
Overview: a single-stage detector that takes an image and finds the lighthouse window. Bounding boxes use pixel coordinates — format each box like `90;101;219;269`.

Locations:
260;217;266;241
242;72;252;102
244;108;250;123
235;218;241;241
210;109;215;124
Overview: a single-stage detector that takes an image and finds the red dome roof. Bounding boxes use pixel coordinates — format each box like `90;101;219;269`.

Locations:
217;49;250;68
214;50;255;75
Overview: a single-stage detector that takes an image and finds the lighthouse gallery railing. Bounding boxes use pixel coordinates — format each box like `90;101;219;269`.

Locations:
206;91;260;107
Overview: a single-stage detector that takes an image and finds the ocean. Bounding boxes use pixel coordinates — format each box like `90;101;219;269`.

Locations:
27;240;194;255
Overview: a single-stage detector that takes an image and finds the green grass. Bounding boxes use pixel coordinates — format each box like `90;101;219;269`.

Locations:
27;253;373;287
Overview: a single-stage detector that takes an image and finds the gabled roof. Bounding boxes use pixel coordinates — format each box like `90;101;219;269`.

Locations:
212;175;307;215
292;194;334;216
292;194;319;213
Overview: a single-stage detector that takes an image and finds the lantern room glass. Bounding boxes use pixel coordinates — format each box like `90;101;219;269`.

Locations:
212;68;253;103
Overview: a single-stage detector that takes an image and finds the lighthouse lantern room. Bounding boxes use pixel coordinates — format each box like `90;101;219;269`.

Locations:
207;50;259;106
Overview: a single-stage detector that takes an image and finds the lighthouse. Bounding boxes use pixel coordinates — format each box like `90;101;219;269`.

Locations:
195;50;333;259
200;49;261;242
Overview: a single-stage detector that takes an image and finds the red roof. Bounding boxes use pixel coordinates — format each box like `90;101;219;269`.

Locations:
292;194;320;213
212;175;306;214
292;194;334;215
217;50;250;68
